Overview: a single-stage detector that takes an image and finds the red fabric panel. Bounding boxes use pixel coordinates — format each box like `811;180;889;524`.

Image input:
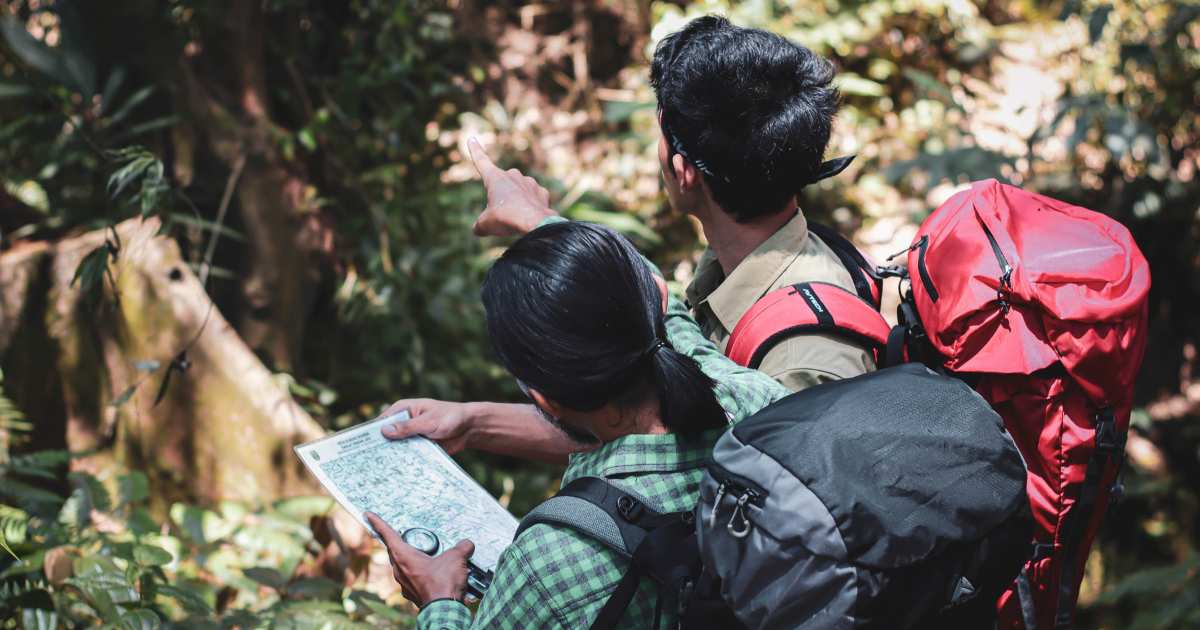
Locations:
908;179;1150;387
726;282;890;368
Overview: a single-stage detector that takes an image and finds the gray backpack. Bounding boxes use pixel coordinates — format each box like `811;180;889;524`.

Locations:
515;364;1031;629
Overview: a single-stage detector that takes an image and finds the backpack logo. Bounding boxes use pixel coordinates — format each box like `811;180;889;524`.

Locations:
799;286;826;314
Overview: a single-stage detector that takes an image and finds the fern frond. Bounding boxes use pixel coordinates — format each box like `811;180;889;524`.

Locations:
8;450;73;472
0;377;30;464
0;577;49;601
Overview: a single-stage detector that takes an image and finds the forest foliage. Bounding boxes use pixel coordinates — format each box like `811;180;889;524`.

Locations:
1;0;1198;627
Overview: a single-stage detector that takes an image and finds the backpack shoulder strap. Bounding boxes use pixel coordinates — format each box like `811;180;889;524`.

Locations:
808;222;883;308
514;476;676;558
516;476;693;630
726;281;892;369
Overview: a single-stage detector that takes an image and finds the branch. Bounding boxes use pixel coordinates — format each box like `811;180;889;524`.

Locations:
198;154;246;288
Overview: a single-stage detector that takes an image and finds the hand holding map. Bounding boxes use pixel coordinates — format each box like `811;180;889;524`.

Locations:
294;412;519;573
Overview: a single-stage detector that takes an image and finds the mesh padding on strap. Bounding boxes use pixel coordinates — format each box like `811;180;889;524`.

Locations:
518;496;631;557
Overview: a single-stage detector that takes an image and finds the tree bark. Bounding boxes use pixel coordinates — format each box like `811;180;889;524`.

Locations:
0;218;324;505
171;1;333;374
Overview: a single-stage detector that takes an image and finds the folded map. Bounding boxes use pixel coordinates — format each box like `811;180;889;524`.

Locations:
294;412;519;572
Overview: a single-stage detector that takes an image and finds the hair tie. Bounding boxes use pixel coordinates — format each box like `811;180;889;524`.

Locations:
643;339;667;362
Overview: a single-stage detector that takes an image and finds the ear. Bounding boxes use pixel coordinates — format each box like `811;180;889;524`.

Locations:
672;154;702;192
528;387;568;420
652;274;668;314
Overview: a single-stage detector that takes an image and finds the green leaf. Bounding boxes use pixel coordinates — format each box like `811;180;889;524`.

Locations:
118;471;150;505
601;100;653;124
902;68;963;111
268;600;357;628
565;206;661;245
837;73;886;97
71;245;112;292
350;590;405;622
111;384;138;409
243;566;287;590
0;17;67;84
69;471;113;513
1097;555;1199;604
0;82;33;99
0;531;19;561
118;608;161;630
119;116;179;140
285;576;342;600
133;544;173;567
21;606;58;630
1088;5;1113;44
100;65;127;111
4;479;65;508
168;213;247;242
170;503;234;544
298;128;317;151
105;86;154;124
0;549;44;577
107;155;153;199
271;496;334;523
157;583;212;615
65;576;123;622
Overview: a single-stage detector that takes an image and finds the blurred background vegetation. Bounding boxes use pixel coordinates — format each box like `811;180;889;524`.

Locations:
0;0;1197;627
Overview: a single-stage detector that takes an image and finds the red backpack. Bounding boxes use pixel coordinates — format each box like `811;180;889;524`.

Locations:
725;179;1150;629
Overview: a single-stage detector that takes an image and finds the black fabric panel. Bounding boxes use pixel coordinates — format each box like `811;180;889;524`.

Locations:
731;364;1027;569
808;222;877;305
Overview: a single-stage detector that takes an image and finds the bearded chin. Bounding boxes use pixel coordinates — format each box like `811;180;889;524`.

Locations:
536;407;599;446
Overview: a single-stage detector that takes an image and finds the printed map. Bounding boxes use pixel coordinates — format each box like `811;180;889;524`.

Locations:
295;413;518;571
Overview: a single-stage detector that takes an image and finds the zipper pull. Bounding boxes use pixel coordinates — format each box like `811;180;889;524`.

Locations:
998;268;1013;313
708;482;727;530
885;235;925;262
727;491;754;539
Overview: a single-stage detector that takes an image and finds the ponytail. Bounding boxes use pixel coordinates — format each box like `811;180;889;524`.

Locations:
482;220;728;435
648;342;726;435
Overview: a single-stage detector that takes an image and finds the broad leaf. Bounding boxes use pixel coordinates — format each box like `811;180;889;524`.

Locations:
133;544;173;567
243;566;287;590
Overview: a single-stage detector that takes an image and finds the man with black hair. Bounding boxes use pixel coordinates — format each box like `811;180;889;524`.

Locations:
471;16;874;391
383;16;873;463
650;15;874;390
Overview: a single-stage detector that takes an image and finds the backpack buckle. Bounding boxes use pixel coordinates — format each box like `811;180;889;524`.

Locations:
1093;409;1122;456
617;495;645;523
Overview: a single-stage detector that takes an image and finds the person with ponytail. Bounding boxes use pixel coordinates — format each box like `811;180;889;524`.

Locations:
369;221;788;629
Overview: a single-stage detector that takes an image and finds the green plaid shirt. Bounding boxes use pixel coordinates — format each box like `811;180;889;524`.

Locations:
418;294;788;629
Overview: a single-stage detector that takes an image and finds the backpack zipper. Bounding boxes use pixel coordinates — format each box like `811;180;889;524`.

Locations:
707;464;767;538
915;234;940;303
977;217;1014;313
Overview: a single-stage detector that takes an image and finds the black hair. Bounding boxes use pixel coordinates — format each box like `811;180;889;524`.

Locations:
651;15;841;222
481;221;726;436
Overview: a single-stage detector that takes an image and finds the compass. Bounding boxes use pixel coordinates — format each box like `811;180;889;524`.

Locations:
401;527;441;556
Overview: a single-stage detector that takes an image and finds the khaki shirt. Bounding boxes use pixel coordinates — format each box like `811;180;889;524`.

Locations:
685;211;876;392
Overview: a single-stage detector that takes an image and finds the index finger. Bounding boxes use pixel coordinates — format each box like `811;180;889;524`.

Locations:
365;512;408;555
467;137;502;181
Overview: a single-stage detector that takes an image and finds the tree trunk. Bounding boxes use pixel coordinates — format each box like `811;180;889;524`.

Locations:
171;1;334;374
0;218;323;505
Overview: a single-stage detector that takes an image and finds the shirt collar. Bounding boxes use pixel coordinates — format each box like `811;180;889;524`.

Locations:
687;211;810;333
563;429;723;485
